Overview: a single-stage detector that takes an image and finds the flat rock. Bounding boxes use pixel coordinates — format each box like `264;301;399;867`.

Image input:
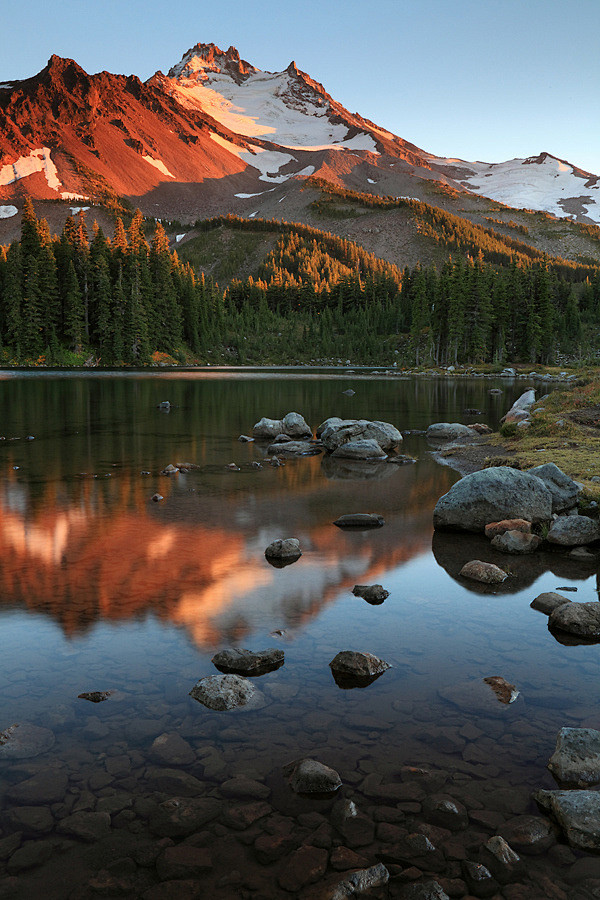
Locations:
334;513;384;528
264;538;302;560
439;678;522;717
189;674;265;711
278;845;328;892
485;518;532;539
328;864;390;899
331;439;387;460
211;647;284;675
547;515;599;546
434;467;553;533
530;592;571;615
396;884;450;900
459;560;508;584
78;690;114;702
156;845;212;880
498;815;557;855
548;727;600;787
534;789;600;851
490;530;541;554
56;811;112;842
352;584;389;603
0;723;55;759
287;758;342;794
6;769;68;805
426;423;478;444
149;797;222;837
549;602;600;638
266;440;320;456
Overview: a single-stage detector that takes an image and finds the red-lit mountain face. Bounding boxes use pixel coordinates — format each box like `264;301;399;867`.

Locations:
0;44;598;227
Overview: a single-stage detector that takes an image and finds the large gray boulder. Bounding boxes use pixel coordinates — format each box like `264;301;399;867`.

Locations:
253;412;311;440
433;467;553;533
527;463;581;512
547;515;599;546
320;419;402;452
533;789;600;851
426;423;479;444
331;439;386;460
253;417;284;439
329;651;391;678
211;648;284;675
548;602;600;638
548;727;600;787
189;674;264;711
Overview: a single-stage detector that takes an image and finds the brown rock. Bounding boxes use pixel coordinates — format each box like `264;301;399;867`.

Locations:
459;560;508;584
483;675;520;704
277;845;328;892
485;519;532;539
156;845;212;880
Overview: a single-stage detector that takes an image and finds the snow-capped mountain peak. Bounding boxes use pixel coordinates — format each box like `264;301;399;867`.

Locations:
167;42;257;84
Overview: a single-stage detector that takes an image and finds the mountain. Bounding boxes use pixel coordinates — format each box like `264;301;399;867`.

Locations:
0;43;599;238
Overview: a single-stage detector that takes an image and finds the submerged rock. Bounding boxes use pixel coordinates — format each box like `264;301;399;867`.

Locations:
548;727;600;787
287;758;342;794
479;835;523;884
328;863;389;899
0;723;55;759
459;560;508;584
266;440;320;456
77;691;114;703
434;467;553;532
439;679;522;717
211;648;284;675
334;513;384;528
533;789;600;851
490;530;541;554
189;674;264;711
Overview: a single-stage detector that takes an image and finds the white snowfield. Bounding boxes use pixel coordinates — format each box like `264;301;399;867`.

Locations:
143;155;175;178
210;132;315;184
429;152;600;224
0;206;18;218
168;49;378;155
0;147;88;201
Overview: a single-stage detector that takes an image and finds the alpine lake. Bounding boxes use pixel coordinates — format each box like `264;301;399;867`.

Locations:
0;369;598;900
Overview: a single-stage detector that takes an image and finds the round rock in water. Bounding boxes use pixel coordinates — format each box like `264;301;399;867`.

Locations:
547;515;599;547
331;439;387;460
533;789;600;851
352;584;389;604
189;674;264;711
211;647;284;675
548;727;600;787
530;592;571;615
0;723;55;759
459;560;508;584
426;423;479;444
264;538;302;562
288;758;342;794
329;650;391;686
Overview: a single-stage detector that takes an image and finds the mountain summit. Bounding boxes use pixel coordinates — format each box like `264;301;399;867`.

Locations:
0;43;598;227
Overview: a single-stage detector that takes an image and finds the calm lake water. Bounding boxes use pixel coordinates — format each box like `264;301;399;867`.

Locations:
0;370;597;898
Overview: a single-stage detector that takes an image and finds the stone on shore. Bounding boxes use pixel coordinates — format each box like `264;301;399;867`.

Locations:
287;758;342;794
527;462;581;512
533;789;600;851
530;592;571;615
433;467;553;532
459;560;508;584
211;648;284;675
490;530;541;554
426;423;479;444
547;515;599;547
548;602;600;638
548;727;600;787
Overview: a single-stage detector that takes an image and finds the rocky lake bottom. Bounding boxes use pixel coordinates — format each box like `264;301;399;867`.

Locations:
0;370;599;899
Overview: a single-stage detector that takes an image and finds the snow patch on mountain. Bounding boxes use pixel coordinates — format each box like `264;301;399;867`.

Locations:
143;155;175;178
168;49;377;153
429;152;600;224
0;206;18;218
0;147;89;201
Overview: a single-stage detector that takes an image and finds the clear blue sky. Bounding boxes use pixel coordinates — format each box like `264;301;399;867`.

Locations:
4;0;599;174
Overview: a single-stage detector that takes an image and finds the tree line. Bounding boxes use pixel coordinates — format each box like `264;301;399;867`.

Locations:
0;200;599;366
